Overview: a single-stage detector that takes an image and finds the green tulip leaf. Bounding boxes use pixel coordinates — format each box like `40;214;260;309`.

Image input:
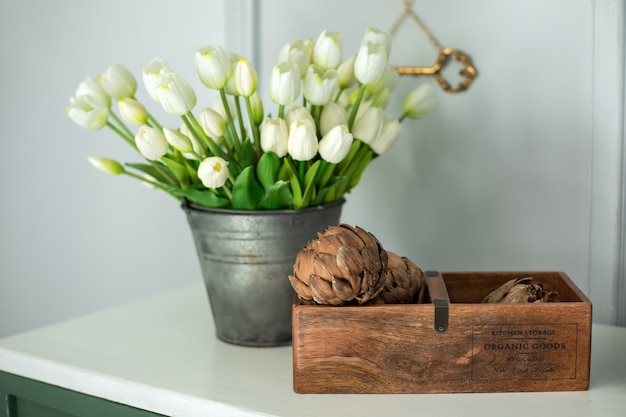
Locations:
347;148;373;190
237;138;257;169
258;180;293;210
278;158;302;207
166;186;230;208
126;163;173;184
256;151;280;191
312;176;347;206
232;165;264;210
296;160;321;209
161;155;190;187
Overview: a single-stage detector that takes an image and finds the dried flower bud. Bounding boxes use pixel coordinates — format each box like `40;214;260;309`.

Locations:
289;224;387;305
483;277;560;304
374;251;425;304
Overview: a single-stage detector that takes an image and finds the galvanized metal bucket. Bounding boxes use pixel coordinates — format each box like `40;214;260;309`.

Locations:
182;199;344;346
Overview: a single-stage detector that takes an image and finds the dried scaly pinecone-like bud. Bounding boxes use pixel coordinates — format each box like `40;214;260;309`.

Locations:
374;251;425;304
483;277;560;304
288;224;388;305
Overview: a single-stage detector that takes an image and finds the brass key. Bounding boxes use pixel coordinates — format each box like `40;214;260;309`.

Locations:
393;48;478;93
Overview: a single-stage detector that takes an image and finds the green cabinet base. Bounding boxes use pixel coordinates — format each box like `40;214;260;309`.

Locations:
0;371;167;417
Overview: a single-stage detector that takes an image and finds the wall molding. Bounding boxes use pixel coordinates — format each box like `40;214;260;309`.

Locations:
589;0;625;325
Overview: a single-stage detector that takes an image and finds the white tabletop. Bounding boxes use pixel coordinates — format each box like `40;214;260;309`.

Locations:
0;281;624;417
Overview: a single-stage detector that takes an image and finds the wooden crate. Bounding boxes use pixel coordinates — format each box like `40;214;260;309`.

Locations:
292;271;592;393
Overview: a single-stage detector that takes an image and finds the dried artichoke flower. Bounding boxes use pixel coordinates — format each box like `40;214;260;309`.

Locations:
374;251;425;304
289;224;388;305
482;277;560;304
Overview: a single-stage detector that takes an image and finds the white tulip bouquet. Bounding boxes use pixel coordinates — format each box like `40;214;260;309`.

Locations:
67;28;436;210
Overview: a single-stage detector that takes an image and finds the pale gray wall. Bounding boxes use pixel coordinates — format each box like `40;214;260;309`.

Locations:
0;0;623;337
0;0;225;337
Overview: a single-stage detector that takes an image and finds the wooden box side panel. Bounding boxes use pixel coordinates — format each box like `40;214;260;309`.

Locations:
292;271;592;394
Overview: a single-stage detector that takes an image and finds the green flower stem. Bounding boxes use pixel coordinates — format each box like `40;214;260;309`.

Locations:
146;112;163;130
278;104;285;120
153;162;179;186
298;160;306;188
106;121;136;149
347;84;367;130
399;112;409;123
314;159;329;185
183;113;226;160
333;88;343;102
109;111;135;139
233;96;247;143
244;96;261;158
219;89;240;151
311;105;322;137
124;171;179;200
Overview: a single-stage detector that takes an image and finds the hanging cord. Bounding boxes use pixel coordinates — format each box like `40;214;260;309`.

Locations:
388;0;478;93
388;0;443;52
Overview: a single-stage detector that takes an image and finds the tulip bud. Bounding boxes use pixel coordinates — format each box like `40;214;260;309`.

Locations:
195;45;233;90
199;107;226;142
225;56;258;97
66;95;109;130
319;101;347;137
156;72;197;116
197;156;229;188
87;156;125;175
318;125;353;163
98;63;137;100
249;91;264;125
260;118;289;157
402;83;437;120
287;120;318;161
368;115;402;155
269;62;301;106
337;55;357;89
163;127;193;154
135;126;169;160
142;58;173;102
277;40;313;77
354;42;388;86
352;106;383;145
303;65;339;106
313;30;342;70
118;97;148;125
75;76;111;108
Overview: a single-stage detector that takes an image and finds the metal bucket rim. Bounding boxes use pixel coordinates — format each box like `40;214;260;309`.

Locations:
181;197;345;216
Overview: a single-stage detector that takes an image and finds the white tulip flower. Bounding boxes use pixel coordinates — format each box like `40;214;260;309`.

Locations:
118;97;148;125
318;125;353;163
260;118;289;157
369;115;402;155
225;56;258;97
98;63;137;100
163;127;193;154
287;120;318;161
269;62;301;106
277;40;313;77
142;58;173;102
337;55;357;89
354;42;388;86
66;95;109;130
156;72;197;116
352;106;383;145
319;101;347;137
285;105;315;130
195;45;233;90
402;83;437;120
135;126;169;160
199;107;226;141
361;27;392;55
303;65;339;106
75;76;111;108
198;156;229;188
313;30;342;70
